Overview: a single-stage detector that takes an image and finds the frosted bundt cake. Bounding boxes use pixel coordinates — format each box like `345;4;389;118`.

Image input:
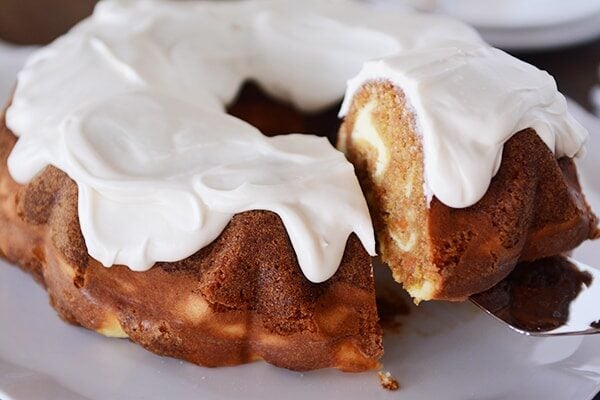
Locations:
0;0;483;371
0;0;385;372
2;0;597;374
338;44;598;302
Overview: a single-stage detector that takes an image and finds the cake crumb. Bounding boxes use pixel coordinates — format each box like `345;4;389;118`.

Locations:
378;371;400;391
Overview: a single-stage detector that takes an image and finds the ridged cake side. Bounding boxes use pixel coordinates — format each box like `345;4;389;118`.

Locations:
0;109;383;372
338;81;599;302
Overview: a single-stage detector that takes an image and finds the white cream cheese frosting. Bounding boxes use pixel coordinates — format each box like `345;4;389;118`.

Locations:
340;42;588;208
5;0;586;279
6;0;480;280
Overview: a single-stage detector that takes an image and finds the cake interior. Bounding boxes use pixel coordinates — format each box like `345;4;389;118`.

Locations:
229;81;440;301
337;80;598;303
338;82;438;301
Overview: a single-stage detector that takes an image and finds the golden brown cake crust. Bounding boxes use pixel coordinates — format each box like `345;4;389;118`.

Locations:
0;107;383;372
428;130;598;299
339;81;598;301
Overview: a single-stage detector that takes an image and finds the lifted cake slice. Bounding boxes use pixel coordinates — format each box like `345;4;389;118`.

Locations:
338;48;598;302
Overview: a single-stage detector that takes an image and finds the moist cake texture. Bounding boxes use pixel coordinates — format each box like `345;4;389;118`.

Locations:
339;81;598;301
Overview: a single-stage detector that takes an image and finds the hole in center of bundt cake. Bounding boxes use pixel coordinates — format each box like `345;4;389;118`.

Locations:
226;82;341;144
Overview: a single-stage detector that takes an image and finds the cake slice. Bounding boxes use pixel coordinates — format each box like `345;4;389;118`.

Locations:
339;73;598;302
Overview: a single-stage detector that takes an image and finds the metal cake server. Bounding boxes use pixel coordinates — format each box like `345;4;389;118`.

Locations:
470;255;600;336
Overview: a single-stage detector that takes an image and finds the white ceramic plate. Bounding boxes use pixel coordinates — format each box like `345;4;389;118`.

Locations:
1;115;600;400
369;0;600;50
476;12;600;51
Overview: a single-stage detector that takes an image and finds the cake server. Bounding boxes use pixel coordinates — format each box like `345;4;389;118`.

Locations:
470;255;600;336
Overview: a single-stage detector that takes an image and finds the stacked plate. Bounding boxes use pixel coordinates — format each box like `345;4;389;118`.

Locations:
371;0;600;50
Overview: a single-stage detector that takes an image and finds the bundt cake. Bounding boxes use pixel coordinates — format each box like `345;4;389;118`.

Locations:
2;0;597;375
338;44;598;302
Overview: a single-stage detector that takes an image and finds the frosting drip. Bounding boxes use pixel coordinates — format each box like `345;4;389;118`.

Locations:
5;0;586;279
340;42;588;208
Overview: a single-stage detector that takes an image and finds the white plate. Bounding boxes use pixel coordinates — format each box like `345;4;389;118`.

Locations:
1;117;600;400
476;12;600;51
430;0;600;29
369;0;600;50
